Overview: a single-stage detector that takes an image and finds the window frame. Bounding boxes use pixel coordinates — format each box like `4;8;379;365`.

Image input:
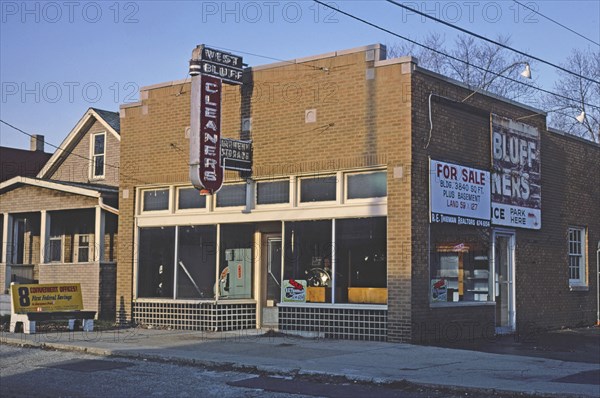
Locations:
141;188;171;214
48;235;64;263
344;170;388;203
90;132;106;180
298;174;338;206
255;178;291;207
175;186;208;213
568;226;587;287
73;233;92;263
214;182;247;210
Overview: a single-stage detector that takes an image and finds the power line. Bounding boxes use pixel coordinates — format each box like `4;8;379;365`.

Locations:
512;0;600;47
385;0;600;85
0;119;150;186
206;44;331;72
312;0;600;111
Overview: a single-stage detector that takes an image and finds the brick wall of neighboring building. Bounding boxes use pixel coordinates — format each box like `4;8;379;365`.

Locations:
409;69;599;342
49;119;120;186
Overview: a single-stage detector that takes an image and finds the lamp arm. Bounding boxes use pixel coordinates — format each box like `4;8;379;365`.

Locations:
461;62;529;103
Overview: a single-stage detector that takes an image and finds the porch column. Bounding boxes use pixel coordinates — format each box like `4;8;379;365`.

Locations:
94;206;105;262
2;213;11;290
39;210;50;263
1;213;10;264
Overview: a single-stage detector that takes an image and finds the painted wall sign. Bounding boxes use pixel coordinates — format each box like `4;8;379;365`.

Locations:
221;138;252;172
430;159;491;227
491;115;541;229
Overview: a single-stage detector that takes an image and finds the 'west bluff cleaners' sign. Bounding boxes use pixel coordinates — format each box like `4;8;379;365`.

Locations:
491;115;541;229
189;45;244;193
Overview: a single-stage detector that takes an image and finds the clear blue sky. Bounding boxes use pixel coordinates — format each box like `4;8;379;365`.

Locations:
1;1;599;151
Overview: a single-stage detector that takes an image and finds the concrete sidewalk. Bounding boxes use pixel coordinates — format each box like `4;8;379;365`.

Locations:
1;327;599;397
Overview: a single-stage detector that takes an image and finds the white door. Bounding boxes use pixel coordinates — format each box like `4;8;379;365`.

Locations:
493;231;516;334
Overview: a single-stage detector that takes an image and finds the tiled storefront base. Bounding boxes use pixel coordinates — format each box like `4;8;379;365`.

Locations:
133;301;256;331
278;305;388;341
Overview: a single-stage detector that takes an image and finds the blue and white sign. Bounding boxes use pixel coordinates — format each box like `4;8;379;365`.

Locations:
430;159;491;227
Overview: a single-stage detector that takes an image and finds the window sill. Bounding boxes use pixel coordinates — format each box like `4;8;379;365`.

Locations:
569;285;589;292
430;301;495;308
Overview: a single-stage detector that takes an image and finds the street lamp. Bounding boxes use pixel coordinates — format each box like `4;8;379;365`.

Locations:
461;62;531;103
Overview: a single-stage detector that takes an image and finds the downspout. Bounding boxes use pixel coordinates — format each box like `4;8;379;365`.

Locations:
597;240;599;326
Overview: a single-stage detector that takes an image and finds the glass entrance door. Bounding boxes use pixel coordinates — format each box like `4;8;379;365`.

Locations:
261;234;281;328
494;231;516;333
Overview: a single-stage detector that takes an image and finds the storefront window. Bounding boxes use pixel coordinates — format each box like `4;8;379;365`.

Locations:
284;220;333;303
178;188;206;210
218;224;254;299
429;225;491;303
300;176;336;203
176;225;216;299
138;227;175;298
336;217;387;304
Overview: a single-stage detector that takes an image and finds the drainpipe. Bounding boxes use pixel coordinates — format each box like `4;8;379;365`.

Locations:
597;240;599;326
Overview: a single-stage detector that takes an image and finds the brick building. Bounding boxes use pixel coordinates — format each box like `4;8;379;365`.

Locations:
0;108;120;319
116;45;599;342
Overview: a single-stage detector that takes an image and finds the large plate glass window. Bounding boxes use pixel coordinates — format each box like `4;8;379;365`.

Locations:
429;225;491;303
336;217;387;304
300;176;336;203
284;220;333;303
137;227;175;298
177;225;216;299
218;224;254;299
346;171;387;199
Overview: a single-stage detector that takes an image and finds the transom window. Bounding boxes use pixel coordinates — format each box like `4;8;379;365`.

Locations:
143;189;170;212
346;171;387;199
257;180;289;205
91;132;106;178
178;187;206;210
216;184;246;207
300;176;336;203
568;226;586;286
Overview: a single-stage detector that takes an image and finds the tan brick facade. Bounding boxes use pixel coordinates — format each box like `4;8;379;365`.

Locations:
117;45;599;341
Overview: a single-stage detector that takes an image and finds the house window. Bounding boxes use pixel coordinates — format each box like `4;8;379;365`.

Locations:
299;176;336;203
48;236;62;262
142;189;169;212
568;227;586;286
76;235;90;262
346;171;387;199
216;184;246;208
257;180;289;205
91;133;105;178
178;187;206;210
